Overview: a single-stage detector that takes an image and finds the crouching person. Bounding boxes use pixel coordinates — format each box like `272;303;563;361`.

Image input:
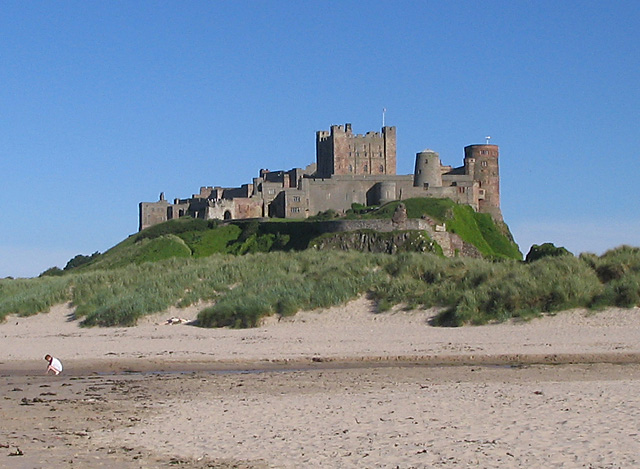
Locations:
44;354;63;375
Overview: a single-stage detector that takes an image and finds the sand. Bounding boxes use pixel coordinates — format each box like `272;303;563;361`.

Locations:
1;298;640;467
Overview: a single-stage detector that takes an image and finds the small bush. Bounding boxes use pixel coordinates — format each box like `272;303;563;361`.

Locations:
525;243;572;263
64;251;101;271
39;267;64;277
309;209;339;221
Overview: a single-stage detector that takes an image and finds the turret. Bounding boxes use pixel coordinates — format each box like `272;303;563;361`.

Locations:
413;150;442;188
377;181;397;205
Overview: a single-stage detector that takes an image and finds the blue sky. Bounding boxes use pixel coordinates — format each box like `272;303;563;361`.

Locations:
1;1;639;278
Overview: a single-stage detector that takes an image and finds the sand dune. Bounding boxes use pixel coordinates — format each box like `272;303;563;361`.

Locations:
3;298;640;370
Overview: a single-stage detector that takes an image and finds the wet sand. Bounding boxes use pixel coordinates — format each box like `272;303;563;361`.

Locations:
3;364;640;468
2;299;640;467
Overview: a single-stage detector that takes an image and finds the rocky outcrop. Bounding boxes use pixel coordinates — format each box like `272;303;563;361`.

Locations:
311;230;440;254
391;203;408;225
309;213;482;258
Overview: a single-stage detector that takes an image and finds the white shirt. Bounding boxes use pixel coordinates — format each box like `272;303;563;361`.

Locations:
49;357;63;373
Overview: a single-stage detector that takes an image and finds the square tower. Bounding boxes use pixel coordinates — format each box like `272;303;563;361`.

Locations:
315;124;396;178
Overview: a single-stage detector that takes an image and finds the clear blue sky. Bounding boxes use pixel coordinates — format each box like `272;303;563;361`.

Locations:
2;1;639;278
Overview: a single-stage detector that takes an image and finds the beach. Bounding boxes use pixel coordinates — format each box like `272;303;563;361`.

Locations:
2;298;640;467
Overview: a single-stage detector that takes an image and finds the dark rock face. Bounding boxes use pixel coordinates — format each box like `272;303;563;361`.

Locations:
312;230;439;254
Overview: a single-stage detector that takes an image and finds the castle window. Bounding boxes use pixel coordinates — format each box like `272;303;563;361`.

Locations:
348;165;353;173
268;188;275;195
481;161;488;167
458;187;465;193
291;207;300;213
379;165;384;172
364;164;368;172
292;195;301;202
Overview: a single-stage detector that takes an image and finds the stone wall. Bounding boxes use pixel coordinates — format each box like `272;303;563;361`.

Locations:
139;201;169;231
139;124;503;231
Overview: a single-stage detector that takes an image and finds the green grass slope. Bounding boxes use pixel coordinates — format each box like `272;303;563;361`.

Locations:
63;198;520;273
361;198;521;260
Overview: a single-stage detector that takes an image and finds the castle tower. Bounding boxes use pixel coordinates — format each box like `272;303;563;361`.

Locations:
315;124;396;178
464;144;502;221
376;181;397;205
413;150;442;189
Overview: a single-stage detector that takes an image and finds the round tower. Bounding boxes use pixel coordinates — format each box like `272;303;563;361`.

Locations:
464;144;501;221
413;150;442;188
377;181;397;205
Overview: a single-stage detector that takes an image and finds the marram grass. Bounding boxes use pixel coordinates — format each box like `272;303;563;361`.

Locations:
1;246;639;327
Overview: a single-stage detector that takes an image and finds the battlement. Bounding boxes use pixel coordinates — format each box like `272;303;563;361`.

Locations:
464;144;499;158
316;123;397;178
139;123;502;231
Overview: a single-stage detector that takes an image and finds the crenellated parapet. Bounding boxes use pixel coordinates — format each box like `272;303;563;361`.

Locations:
139;123;503;231
315;123;396;178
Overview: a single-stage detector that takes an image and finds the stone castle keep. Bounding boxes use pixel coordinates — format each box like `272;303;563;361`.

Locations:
139;123;501;231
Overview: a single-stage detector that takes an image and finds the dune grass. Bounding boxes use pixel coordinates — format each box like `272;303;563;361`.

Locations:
2;246;638;327
0;275;72;318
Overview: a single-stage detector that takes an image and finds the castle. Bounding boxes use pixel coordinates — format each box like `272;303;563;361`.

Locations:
139;123;501;231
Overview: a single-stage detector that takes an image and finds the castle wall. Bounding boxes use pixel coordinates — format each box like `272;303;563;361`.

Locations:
313;218;431;233
195;187;214;199
138;124;503;232
139;201;170;231
401;183;480;212
232;198;263;219
204;200;235;220
304;175;414;214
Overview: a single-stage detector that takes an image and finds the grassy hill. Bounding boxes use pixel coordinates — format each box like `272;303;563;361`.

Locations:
69;198;521;272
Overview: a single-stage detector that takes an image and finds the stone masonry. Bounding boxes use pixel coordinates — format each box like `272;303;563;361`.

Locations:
139;123;502;231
